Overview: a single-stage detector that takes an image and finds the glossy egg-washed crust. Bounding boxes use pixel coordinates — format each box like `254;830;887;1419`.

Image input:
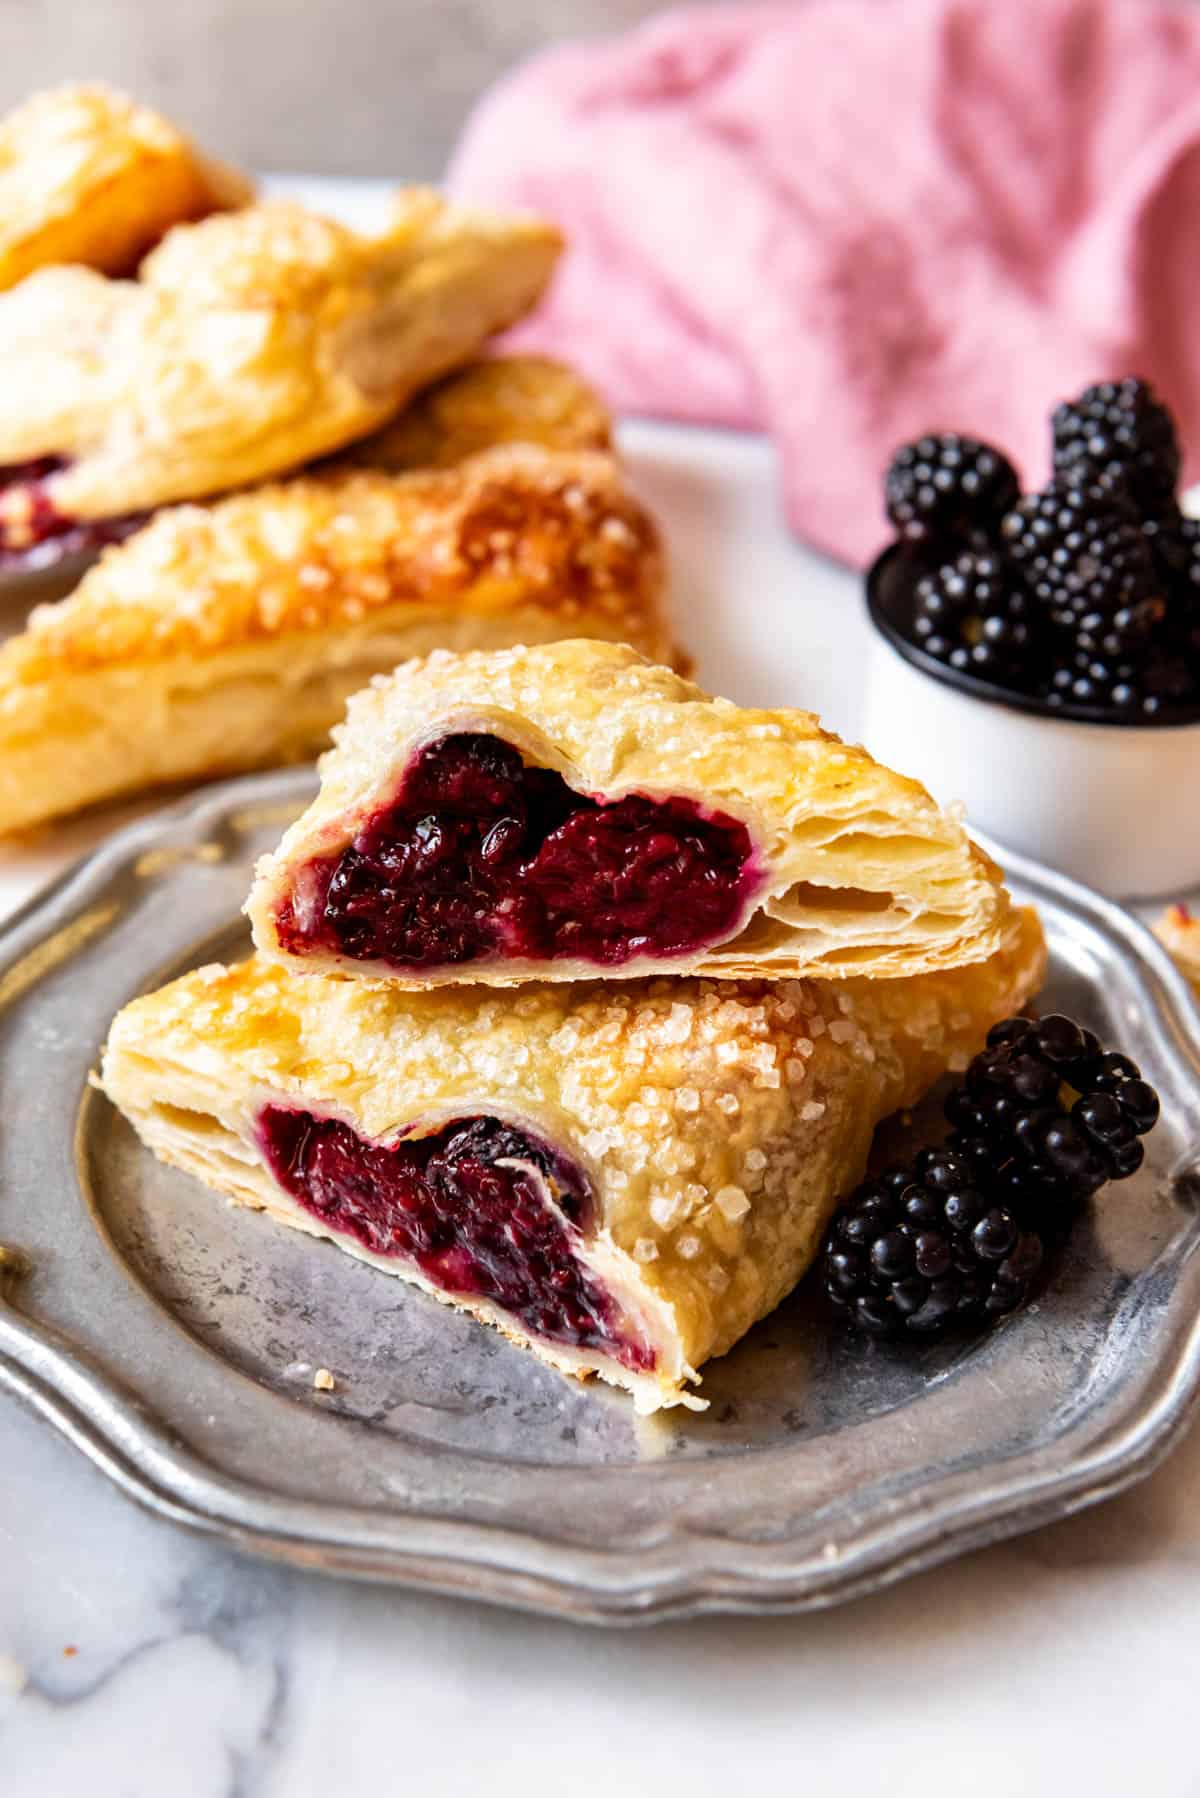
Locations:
0;84;251;291
250;640;1017;986
0;447;671;835
0;192;561;529
1155;904;1200;996
342;354;613;472
100;909;1045;1410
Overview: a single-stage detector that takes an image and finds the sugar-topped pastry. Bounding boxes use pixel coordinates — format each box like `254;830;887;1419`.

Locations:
0;193;561;570
0;447;670;835
249;640;1017;988
0;84;251;292
100;910;1045;1410
344;354;612;472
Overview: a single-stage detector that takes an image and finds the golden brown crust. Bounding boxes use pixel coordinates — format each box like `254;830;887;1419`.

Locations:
0;448;674;835
100;909;1046;1409
3;448;666;676
0;84;251;291
0;193;562;524
344;355;613;472
249;640;1018;986
1155;903;1200;995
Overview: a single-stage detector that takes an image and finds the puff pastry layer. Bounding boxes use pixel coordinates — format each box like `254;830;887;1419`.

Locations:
100;909;1045;1409
0;84;250;291
0;448;670;835
0;192;561;541
344;354;612;472
249;641;1017;986
1155;903;1200;995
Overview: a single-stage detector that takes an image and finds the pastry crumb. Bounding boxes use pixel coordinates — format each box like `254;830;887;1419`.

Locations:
312;1367;336;1392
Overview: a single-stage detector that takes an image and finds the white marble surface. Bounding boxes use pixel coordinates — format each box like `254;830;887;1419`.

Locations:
8;1382;1200;1797
3;182;1200;1794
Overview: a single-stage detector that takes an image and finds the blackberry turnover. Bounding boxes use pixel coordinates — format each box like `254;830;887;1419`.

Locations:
0;84;251;294
879;378;1200;719
821;1011;1160;1339
248;640;1016;987
0;443;672;835
101;909;1043;1408
0;194;560;574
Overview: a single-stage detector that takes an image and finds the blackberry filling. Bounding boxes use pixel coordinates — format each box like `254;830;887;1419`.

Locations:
257;1105;655;1370
0;458;143;571
274;732;760;971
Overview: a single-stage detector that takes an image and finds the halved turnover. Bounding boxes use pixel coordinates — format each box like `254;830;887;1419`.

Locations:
249;640;1016;986
101;911;1044;1410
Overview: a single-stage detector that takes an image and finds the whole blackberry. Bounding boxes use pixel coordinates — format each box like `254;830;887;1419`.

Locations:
1000;486;1163;636
911;552;1040;685
820;1013;1160;1339
822;1149;1043;1337
1051;377;1181;514
885;433;1020;548
956;1013;1159;1189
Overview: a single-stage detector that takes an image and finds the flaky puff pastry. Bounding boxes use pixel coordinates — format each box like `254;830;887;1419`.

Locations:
99;909;1045;1410
0;84;251;291
344;354;612;472
249;640;1017;987
0;447;670;835
0;193;561;530
1155;904;1200;996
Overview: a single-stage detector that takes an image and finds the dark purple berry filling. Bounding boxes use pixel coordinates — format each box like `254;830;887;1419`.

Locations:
274;732;761;972
257;1105;655;1370
0;458;144;572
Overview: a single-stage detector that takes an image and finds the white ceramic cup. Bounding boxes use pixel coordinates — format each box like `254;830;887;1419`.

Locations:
863;549;1200;899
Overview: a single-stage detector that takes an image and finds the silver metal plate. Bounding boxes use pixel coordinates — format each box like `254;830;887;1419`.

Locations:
0;547;99;609
0;767;1198;1624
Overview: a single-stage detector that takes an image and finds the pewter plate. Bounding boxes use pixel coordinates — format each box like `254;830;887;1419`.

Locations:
0;547;100;608
0;769;1198;1624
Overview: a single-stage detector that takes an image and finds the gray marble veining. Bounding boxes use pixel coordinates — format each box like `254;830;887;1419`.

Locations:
7;1389;1200;1797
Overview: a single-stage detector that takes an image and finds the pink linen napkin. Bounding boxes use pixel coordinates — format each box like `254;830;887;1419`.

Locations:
448;0;1200;565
